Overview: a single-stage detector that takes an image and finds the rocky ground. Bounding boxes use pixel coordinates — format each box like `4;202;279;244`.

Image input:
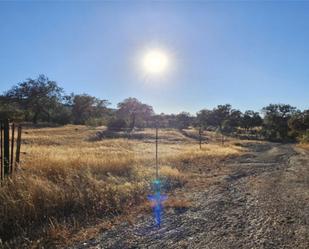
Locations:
72;142;309;249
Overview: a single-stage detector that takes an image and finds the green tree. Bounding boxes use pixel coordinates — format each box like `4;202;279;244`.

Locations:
72;94;109;124
0;97;24;121
196;109;212;129
288;110;309;138
241;110;263;131
176;112;192;130
262;104;297;141
197;105;241;133
210;104;233;131
51;105;72;125
4;75;64;123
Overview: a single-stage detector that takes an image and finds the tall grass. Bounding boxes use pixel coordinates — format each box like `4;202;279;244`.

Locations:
299;130;309;144
0;126;242;248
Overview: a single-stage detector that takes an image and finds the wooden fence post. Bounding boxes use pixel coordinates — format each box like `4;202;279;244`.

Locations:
155;126;158;179
15;125;22;170
0;120;22;180
10;123;15;174
199;128;202;149
3;120;10;176
0;121;3;181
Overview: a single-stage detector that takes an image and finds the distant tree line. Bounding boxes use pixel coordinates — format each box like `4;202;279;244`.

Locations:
0;75;308;142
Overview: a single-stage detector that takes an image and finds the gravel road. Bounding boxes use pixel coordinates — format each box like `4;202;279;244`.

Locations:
72;142;309;249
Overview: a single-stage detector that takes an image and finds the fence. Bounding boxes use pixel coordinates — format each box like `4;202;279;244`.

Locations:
0;119;22;180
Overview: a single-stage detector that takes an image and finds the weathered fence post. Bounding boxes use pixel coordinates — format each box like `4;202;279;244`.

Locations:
0;121;3;180
3;120;10;176
10;123;15;174
155;126;158;179
15;125;22;170
0;120;22;179
199;128;202;149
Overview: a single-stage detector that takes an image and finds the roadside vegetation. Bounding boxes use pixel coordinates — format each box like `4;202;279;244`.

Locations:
0;75;308;143
0;126;242;248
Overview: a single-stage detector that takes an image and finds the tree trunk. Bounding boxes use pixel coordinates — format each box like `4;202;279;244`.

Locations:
130;113;136;131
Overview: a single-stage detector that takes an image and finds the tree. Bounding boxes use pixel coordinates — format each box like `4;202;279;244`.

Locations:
107;118;127;131
210;104;233;130
303;110;309;129
72;94;109;124
196;105;242;133
4;75;64;123
288;110;309;138
117;98;154;129
241;110;263;131
175;112;192;130
226;109;242;131
196;109;212;129
149;113;169;128
0;97;24;121
262;104;297;141
51;105;72;125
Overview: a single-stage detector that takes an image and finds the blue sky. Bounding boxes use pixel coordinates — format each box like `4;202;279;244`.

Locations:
0;1;308;114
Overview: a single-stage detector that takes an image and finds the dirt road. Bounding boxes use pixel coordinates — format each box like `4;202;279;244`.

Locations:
73;142;309;249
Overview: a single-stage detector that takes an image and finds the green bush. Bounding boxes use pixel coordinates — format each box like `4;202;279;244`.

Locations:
107;118;127;131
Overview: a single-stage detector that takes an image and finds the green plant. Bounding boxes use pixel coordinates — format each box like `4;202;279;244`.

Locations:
107;118;127;131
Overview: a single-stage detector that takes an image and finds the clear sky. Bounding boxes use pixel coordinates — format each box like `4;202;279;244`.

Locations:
0;1;308;114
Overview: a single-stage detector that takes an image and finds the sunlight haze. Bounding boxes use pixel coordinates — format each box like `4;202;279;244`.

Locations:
0;1;308;113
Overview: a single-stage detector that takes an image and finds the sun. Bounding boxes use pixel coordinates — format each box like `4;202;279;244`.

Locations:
142;49;169;75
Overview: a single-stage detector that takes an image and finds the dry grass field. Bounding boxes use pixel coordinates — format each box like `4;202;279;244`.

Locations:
0;125;243;248
299;143;309;151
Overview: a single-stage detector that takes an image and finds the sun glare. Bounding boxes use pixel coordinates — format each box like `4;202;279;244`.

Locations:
142;49;169;75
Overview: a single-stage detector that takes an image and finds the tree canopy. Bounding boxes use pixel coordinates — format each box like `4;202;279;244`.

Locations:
3;75;63;123
117;97;154;129
262;104;297;141
1;75;309;143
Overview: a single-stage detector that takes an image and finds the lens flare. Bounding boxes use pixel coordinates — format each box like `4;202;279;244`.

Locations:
147;179;167;227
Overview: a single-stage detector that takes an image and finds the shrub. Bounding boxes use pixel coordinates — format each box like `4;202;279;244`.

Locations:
85;117;105;127
107;118;127;131
299;130;309;144
51;107;72;125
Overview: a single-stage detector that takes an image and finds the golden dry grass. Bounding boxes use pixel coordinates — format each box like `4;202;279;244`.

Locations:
0;125;243;248
298;143;309;151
